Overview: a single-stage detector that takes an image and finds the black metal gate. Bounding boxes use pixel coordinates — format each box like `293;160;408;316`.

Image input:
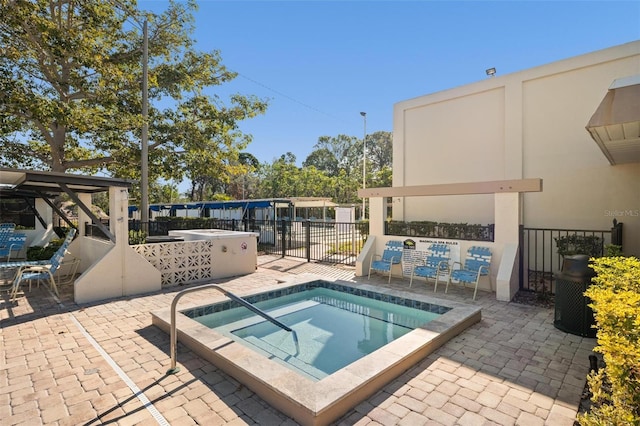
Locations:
258;219;368;266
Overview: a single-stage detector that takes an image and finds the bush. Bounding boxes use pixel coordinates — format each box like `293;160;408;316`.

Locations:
26;237;65;260
129;230;147;245
555;234;603;257
385;220;492;241
578;256;640;425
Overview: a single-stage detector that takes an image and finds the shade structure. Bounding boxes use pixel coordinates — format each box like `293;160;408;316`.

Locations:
586;75;640;165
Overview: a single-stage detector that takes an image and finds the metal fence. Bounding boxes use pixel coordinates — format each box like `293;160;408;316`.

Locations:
128;218;370;266
519;222;623;295
266;220;369;265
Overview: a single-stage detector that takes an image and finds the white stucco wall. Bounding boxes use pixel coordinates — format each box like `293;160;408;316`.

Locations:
73;186;161;304
393;41;640;256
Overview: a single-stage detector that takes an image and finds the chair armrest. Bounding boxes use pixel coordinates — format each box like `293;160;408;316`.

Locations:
451;261;462;270
479;265;490;275
436;260;450;271
19;265;51;273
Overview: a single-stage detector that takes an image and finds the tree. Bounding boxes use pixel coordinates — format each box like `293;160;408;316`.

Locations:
302;148;338;176
227;152;260;200
0;0;267;187
368;165;392;190
255;153;299;199
312;134;360;178
366;131;393;175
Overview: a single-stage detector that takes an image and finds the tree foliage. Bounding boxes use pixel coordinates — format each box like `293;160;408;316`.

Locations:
302;147;338;176
316;134;360;177
579;256;640;425
0;0;267;188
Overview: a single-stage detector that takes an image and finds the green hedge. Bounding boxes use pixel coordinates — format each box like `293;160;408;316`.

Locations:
26;237;65;260
385;220;493;241
578;256;640;425
555;234;604;257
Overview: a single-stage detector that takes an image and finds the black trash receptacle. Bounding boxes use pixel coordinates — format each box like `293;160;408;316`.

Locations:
554;255;597;337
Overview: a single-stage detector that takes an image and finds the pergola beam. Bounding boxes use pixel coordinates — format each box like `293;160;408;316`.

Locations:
358;178;542;198
59;183;115;243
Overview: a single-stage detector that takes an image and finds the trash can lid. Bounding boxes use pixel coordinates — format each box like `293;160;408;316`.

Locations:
560;254;596;278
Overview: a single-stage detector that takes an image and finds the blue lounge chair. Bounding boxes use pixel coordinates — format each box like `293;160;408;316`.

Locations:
8;229;76;300
0;223;15;244
0;230;27;261
409;243;451;292
1;228;76;271
446;246;492;301
368;240;404;283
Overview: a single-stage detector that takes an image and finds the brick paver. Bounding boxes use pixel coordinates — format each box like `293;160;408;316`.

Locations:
0;254;595;425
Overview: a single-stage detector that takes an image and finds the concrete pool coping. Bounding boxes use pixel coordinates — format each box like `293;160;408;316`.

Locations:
151;274;482;426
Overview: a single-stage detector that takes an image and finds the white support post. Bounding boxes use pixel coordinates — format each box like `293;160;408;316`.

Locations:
494;192;521;301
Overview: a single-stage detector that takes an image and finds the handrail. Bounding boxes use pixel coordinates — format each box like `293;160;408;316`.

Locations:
167;283;299;374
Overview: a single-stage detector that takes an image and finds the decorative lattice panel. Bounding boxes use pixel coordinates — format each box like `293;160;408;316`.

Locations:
132;240;214;287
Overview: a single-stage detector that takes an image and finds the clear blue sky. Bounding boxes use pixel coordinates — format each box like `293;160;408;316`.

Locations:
141;1;640;167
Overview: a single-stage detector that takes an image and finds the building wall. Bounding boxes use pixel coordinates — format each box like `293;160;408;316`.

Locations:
393;41;640;256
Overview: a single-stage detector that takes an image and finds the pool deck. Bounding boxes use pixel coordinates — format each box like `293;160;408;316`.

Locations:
1;254;594;425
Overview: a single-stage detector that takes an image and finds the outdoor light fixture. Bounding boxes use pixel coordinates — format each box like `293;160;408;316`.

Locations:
360;112;367;221
486;67;496;77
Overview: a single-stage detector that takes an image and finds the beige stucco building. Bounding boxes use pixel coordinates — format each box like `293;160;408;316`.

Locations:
359;40;639;301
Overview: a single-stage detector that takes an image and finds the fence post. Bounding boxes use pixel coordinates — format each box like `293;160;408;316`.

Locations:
305;220;311;262
611;219;623;248
280;219;287;258
518;224;524;291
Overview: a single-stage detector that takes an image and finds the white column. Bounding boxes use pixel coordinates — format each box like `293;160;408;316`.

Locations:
109;186;129;246
368;197;385;237
76;193;92;238
494;192;521;301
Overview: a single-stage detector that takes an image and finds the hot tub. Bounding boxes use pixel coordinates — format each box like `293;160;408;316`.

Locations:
169;229;258;242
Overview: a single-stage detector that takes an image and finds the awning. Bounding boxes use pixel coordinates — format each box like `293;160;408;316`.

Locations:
199;200;275;209
149;203;199;212
586;75;640;165
289;197;338;208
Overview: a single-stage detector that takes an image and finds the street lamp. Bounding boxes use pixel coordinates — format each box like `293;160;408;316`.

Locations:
360;111;367;220
141;20;149;234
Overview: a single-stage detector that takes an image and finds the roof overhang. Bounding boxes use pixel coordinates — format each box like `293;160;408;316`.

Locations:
0;168;133;198
289;197;338;208
586;75;640;165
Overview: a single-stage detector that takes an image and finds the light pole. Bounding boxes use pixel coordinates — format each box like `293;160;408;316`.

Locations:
141;20;149;234
360;111;367;220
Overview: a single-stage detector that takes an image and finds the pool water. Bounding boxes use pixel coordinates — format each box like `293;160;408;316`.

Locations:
153;279;481;425
191;287;441;380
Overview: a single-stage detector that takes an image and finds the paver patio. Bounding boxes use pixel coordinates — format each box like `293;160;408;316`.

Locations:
1;255;595;425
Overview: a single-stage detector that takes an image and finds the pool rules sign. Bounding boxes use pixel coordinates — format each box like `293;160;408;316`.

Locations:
402;238;461;277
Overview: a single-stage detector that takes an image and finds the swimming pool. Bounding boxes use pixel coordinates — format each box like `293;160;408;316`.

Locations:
152;277;481;426
188;285;447;381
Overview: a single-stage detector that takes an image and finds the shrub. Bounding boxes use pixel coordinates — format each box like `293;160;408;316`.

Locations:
129;230;147;245
385;220;492;241
554;234;603;257
578;256;640;425
26;237;65;260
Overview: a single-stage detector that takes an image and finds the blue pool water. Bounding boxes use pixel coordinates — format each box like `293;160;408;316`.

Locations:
186;282;449;381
